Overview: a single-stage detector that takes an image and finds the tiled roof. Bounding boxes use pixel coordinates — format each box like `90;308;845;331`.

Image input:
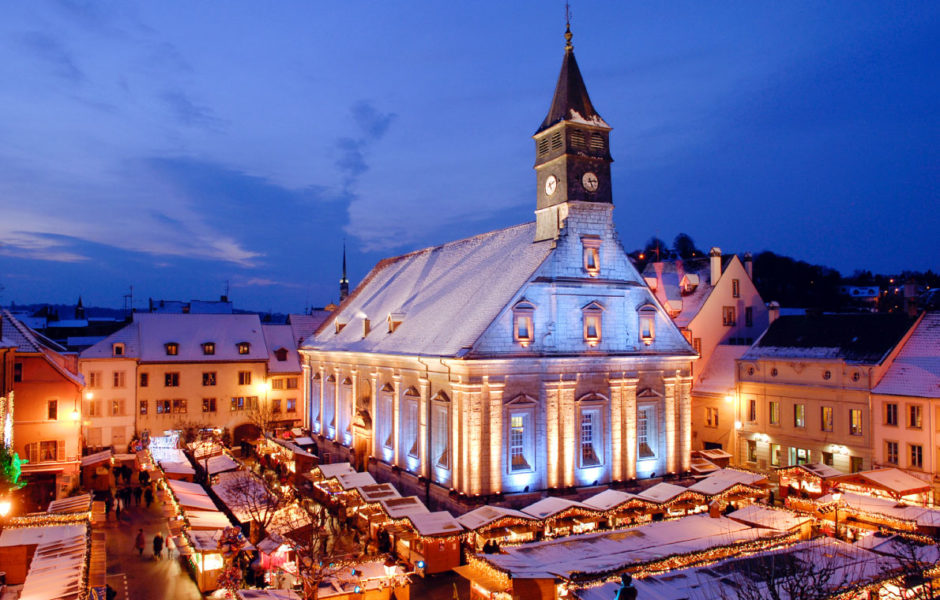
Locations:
744;313;915;364
307;223;553;357
874;312;940;398
262;325;301;373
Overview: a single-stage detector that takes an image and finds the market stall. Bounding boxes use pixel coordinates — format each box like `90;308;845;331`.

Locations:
776;463;842;499
457;505;541;551
80;449;113;491
829;468;932;505
521;497;604;538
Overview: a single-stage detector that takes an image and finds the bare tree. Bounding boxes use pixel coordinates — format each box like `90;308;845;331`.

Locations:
878;534;940;600
245;395;278;436
216;470;290;544
269;501;365;600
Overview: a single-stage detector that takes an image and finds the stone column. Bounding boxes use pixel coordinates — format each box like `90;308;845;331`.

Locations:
486;378;505;496
679;375;693;473
392;374;401;467
317;367;325;435
544;380;560;489
302;363;311;431
451;384;461;493
559;378;577;489
332;368;341;441
369;371;380;460
349;368;358;446
664;376;678;475
609;376;639;482
461;382;483;496
419;378;430;480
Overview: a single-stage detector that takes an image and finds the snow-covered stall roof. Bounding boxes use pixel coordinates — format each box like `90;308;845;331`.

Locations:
483;514;780;581
457;505;536;531
305;222;553;357
161;460;196;476
521;497;589;519
336;471;376;490
574;538;887;600
47;493;92;514
315;560;408;598
635;482;689;504
262;324;302;373
185;510;235;530
316;462;355;479
687;468;767;496
780;462;843;479
819;491;940;528
357;482;400;503
188;528;254;553
0;523;88;600
409;511;464;537
205;454;239;475
874;312;940;398
238;590;302;600
833;468;931;496
212;471;274;523
582;489;636;511
80;449;112;467
380;496;430;520
727;505;812;531
167;479;218;511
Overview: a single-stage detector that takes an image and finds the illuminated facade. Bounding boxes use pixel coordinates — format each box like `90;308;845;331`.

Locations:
301;29;695;508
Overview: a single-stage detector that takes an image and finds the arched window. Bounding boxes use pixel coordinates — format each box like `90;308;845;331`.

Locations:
581;236;601;277
512;300;535;346
431;391;451;470
505;395;537;473
403;387;420;459
323;375;336;436
582;301;605;346
310;372;322;431
638;304;657;345
577;393;607;468
379;383;395;451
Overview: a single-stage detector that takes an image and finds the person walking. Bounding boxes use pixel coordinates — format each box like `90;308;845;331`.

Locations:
104;493;113;520
134;529;146;558
115;495;122;521
133;486;142;505
152;532;164;560
165;533;175;560
144;486;154;508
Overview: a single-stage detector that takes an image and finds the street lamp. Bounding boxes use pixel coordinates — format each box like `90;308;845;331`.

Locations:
0;498;11;518
832;491;842;539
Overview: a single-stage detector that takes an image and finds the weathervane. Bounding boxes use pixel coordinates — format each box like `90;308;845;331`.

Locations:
564;1;573;50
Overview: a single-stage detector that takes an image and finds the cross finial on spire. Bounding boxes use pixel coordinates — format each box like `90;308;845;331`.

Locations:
564;2;573;50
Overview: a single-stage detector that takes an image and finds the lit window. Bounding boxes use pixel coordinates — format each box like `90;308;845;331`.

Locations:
794;404;805;428
40;441;58;462
272;378;285;390
238;371;252;386
202;342;215;355
111;400;123;416
272;398;282;414
791;447;810;465
746;440;757;463
172;399;187;414
910;444;924;469
770;443;781;466
380;383;394;450
165;342;179;356
286;398;296;413
705;407;718;428
909;404;923;429
139;400;147;415
582;236;601;277
748;399;757;422
582;301;604;345
580;412;600;467
639;305;656;345
512;301;535;346
164;372;180;387
202;398;216;413
849;409;862;436
510;415;528;470
821;406;833;432
156;400;171;414
432;393;450;469
203;372;216;386
769;401;779;425
404;388;420;459
637;405;656;460
722;307;736;326
237;342;250;355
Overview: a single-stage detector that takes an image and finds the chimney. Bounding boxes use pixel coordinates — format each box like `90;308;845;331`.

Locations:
709;247;722;286
744;252;753;280
362;318;371;338
768;301;780;324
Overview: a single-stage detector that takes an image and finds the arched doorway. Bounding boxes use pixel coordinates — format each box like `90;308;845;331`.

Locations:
233;423;261;444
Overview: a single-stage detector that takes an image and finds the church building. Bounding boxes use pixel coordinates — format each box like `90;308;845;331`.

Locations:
300;27;696;510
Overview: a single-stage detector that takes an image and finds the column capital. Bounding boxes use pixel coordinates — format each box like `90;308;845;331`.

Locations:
608;376;640;386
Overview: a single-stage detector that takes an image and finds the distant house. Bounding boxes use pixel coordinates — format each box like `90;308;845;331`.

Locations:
643;249;770;455
872;312;940;483
735;313;915;474
1;309;84;509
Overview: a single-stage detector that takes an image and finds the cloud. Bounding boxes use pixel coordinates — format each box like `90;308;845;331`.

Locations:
334;101;396;190
19;31;84;82
0;232;89;263
161;90;225;130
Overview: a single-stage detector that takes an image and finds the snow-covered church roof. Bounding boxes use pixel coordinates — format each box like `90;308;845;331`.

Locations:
306;223;553;357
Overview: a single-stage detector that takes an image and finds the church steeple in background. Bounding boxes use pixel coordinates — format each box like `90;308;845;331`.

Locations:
339;242;349;302
533;19;613;242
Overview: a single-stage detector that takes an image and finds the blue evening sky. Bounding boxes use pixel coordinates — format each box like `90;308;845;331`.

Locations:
0;2;936;313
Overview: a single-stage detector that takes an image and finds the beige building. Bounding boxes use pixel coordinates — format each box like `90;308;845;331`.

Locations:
301;31;696;511
871;312;939;480
735;313;914;474
80;313;305;446
643;250;769;455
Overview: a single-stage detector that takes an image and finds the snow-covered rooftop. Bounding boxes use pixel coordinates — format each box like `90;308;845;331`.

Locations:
457;505;536;530
409;510;464;537
582;489;636;511
835;468;931;495
335;471;376;490
694;344;748;394
687;468;767;496
484;514;779;581
521;497;588;519
316;462;355;479
306;223;553;357
380;496;430;520
874;312;940;398
6;523;89;600
635;482;689;504
262;324;302;373
727;505;811;531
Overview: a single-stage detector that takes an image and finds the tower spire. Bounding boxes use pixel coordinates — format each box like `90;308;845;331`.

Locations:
339;240;349;302
565;2;573;50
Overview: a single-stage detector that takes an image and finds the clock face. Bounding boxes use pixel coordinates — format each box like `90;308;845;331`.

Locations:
582;172;599;192
544;175;558;196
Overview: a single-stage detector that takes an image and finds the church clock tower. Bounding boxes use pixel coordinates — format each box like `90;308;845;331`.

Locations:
534;24;613;242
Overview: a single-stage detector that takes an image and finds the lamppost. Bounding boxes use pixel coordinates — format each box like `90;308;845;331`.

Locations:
832;490;842;539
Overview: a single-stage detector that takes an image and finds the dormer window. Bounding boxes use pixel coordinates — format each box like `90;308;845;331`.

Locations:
639;305;657;345
274;348;288;362
335;320;346;334
512;301;535;347
582;301;604;346
679;273;699;295
164;342;179;356
112;343;125;357
387;312;404;334
582;236;601;277
236;342;250;355
202;342;215;356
